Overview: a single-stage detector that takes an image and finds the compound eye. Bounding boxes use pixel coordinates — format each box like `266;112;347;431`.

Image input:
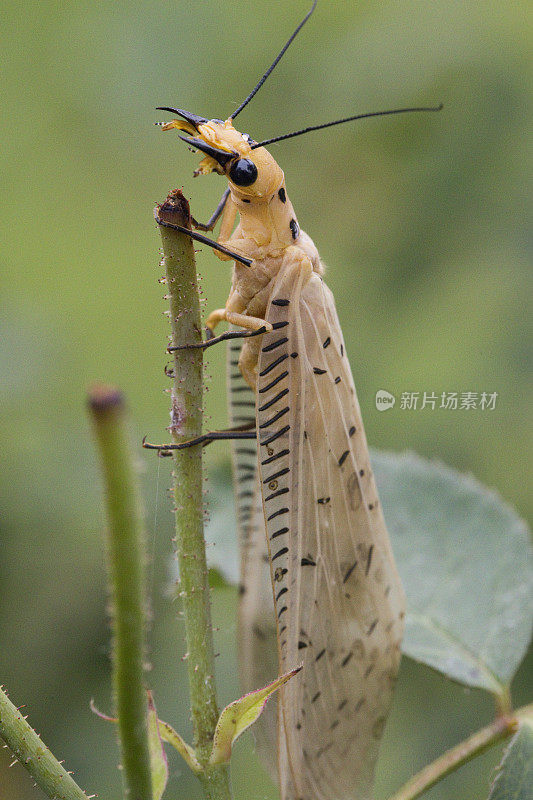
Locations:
229;158;258;187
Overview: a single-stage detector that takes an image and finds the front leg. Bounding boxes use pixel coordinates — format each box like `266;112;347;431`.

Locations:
212;196;238;262
205;309;272;336
170;301;271;354
212;294;273;389
226;311;273;333
221;294;272;390
207;294;273;337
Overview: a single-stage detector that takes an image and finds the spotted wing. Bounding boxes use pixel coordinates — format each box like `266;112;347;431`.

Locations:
227;334;258;553
256;260;405;800
228;335;279;775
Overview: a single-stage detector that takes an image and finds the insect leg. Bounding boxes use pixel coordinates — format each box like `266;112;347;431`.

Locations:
154;209;252;267
226;310;272;333
191;187;230;232
205;308;228;333
205;301;272;336
143;422;256;452
169;326;268;352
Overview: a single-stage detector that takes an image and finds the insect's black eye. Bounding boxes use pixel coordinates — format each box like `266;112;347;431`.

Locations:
229;158;258;187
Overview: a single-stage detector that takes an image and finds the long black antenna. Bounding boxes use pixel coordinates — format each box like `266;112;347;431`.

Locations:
231;0;317;120
251;104;443;148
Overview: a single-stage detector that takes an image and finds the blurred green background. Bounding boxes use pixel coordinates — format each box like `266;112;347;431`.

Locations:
1;0;531;797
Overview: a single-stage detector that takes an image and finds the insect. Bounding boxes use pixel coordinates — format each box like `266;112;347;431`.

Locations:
149;3;440;798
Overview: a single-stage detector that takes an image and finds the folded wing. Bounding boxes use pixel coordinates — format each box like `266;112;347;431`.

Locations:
254;260;405;800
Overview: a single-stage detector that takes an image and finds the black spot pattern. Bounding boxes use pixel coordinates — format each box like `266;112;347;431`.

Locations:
289;218;300;239
239;261;404;800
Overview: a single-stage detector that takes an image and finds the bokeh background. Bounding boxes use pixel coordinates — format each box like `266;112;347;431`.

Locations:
1;0;531;798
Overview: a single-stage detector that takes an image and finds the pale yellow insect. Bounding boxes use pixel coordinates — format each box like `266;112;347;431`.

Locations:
153;3;440;797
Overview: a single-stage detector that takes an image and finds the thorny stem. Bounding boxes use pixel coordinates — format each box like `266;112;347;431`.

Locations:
386;702;533;800
0;685;91;800
156;191;231;799
89;385;153;800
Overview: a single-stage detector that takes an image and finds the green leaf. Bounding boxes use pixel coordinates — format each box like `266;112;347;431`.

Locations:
488;718;533;800
90;696;201;777
146;692;168;800
372;451;533;695
157;719;202;774
209;666;302;765
89;698;117;722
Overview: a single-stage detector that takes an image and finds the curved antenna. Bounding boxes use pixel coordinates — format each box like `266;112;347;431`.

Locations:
231;0;317;120
250;104;443;148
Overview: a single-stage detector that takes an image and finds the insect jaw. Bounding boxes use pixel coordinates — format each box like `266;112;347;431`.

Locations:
177;135;237;169
155;107;208;134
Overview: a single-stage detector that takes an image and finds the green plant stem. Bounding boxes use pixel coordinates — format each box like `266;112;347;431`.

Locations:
0;685;91;800
89;385;153;800
156;190;231;800
387;703;533;800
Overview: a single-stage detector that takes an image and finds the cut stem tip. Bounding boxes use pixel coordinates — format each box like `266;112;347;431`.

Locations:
156;189;192;228
87;383;124;413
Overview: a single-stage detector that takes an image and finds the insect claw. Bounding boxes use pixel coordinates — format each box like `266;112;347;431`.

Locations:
167;339;211;352
143;426;256;453
142;436;178;451
168;327;267;352
154;210;252;267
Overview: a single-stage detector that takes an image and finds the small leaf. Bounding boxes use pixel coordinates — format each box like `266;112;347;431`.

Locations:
488;718;533;800
90;696;201;776
89;699;117;722
157;719;202;774
209;666;302;765
146;692;168;800
372;451;533;696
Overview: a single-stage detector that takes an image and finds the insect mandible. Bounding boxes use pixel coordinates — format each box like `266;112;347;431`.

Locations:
150;3;441;798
